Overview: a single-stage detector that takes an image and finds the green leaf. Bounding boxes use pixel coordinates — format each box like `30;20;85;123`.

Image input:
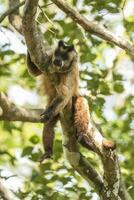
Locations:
30;135;40;144
113;82;124;93
21;146;33;157
99;81;110;95
113;73;123;81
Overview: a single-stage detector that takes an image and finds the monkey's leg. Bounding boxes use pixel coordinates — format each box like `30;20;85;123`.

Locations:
39;116;58;163
73;96;94;150
74;96;115;151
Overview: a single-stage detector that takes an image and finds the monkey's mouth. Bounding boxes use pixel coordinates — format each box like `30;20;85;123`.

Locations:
49;63;64;73
53;62;64;70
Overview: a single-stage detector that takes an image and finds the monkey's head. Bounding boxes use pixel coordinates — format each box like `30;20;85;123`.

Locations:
50;40;78;73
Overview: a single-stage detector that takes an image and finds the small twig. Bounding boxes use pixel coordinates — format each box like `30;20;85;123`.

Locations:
0;1;25;23
121;0;127;20
4;175;17;181
38;4;57;37
36;19;56;36
41;2;54;8
0;151;16;161
38;5;54;27
122;0;127;10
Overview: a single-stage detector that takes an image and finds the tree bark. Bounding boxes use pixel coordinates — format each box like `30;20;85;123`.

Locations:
0;0;133;55
52;0;134;56
0;178;19;200
2;0;132;199
0;92;43;122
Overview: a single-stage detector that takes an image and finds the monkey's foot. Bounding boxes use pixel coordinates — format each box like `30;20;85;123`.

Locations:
40;110;54;122
39;151;52;163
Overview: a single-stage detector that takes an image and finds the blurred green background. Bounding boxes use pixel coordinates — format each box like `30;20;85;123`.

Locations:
0;0;134;199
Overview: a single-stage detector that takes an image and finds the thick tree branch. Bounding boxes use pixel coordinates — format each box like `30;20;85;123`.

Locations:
52;0;134;56
74;97;131;200
60;105;104;195
0;1;24;23
5;1;132;199
5;0;134;56
0;92;43;123
7;0;134;56
0;94;132;199
8;0;51;73
61;102;124;200
85;121;122;199
22;0;51;73
8;0;23;34
0;93;119;198
0;178;19;200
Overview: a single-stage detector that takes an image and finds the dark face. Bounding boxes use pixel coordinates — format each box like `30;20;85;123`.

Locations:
50;40;77;73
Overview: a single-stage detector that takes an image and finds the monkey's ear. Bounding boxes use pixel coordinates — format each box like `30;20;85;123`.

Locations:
58;40;65;47
67;44;74;51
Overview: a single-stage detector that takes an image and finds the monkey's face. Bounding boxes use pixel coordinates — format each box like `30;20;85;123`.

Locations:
50;40;78;73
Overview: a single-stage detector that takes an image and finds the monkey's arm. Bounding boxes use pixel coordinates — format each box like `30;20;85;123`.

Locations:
40;82;74;122
40;96;70;122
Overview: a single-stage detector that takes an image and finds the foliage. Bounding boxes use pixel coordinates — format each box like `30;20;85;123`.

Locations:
0;0;134;199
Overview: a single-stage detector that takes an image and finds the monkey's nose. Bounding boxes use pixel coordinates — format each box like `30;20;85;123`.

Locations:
53;59;62;66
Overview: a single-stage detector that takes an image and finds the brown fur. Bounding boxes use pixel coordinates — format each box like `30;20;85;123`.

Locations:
27;41;80;162
74;96;89;136
74;96;116;151
74;96;94;150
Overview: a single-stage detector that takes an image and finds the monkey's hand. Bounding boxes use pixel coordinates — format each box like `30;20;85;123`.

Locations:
40;109;54;122
40;97;63;122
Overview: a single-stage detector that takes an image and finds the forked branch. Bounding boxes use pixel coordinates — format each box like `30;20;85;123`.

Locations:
2;0;133;55
52;0;134;56
4;0;133;199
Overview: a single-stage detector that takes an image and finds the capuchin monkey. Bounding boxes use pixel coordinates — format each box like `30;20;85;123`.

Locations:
27;40;114;162
27;40;80;162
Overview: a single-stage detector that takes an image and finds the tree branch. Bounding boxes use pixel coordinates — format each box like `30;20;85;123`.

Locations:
8;0;51;73
0;178;19;200
60;105;104;195
0;1;24;23
0;92;43;123
0;93;104;196
22;0;51;73
61;102;122;199
7;0;134;56
52;0;134;56
74;97;131;200
6;1;132;199
0;94;132;199
8;0;23;34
